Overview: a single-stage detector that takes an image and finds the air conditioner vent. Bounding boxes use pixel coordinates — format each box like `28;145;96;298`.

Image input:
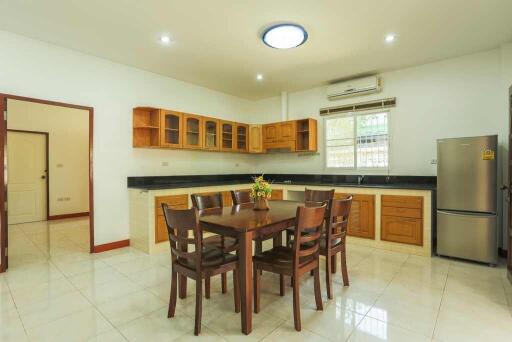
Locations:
319;97;396;116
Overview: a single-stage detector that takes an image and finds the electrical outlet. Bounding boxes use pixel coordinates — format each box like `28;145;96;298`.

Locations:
56;163;64;168
430;159;437;165
161;161;169;167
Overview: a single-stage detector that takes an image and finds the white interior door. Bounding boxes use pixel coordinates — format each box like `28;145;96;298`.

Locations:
7;131;47;224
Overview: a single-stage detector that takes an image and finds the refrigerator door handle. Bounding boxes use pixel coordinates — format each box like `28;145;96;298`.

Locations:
437;210;496;217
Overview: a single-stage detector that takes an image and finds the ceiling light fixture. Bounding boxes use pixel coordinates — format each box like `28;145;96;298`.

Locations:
256;74;263;81
385;33;396;43
160;35;171;44
262;23;308;49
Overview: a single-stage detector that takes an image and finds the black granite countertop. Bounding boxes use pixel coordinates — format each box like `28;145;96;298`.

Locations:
127;174;436;191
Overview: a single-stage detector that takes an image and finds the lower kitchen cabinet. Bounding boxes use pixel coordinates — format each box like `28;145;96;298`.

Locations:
155;194;188;243
270;189;283;200
335;193;375;239
381;195;423;246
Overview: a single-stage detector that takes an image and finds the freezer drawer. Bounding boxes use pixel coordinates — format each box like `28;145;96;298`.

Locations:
437;210;497;264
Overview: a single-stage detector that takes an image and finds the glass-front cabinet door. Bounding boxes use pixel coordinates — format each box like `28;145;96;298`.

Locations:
236;123;249;152
220;120;235;151
203;118;219;150
182;113;203;149
160;110;182;148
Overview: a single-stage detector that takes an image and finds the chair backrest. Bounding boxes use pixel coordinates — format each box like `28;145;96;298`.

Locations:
292;204;327;267
305;188;335;203
161;203;202;271
191;192;223;210
231;189;252;205
325;196;352;247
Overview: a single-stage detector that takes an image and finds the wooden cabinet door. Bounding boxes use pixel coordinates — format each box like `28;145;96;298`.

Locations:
220;120;236;151
279;121;296;141
203;118;220;151
249;125;263;153
161;110;182;148
270;189;283;201
182;114;203;149
381;216;423;246
222;191;233;206
263;124;279;143
235;123;249;152
335;193;375;239
155;195;188;243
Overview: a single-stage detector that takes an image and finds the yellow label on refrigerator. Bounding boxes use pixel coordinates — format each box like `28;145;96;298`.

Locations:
482;149;495;160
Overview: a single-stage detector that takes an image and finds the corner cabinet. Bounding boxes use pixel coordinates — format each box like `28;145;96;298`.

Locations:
220;120;236;152
335;193;375;239
182;114;203;149
161;110;182;148
249;125;263;153
296;119;317;152
203;118;220;151
381;195;423;246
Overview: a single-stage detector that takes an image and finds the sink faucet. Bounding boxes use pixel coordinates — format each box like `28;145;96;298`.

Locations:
358;175;365;185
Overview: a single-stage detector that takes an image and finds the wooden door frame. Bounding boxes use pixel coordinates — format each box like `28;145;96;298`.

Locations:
7;129;50;221
0;94;94;272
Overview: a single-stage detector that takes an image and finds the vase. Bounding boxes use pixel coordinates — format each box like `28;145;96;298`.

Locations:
253;197;269;210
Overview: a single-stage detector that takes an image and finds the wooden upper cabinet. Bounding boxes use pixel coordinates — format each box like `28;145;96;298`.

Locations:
280;121;296;141
182;113;203;149
203;118;220;151
249;125;263;153
334;193;375;239
160;110;182;148
296;119;317;152
235;123;249;152
381;195;423;246
133;107;161;147
220;120;236;151
263;123;279;143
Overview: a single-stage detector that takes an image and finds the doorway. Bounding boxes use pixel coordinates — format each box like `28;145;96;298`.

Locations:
7;130;48;224
0;94;94;272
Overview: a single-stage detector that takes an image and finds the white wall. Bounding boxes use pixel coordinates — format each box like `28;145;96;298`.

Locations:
8;100;90;216
0;30;256;246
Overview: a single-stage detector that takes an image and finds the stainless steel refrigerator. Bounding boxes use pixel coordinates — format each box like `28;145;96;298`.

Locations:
437;135;498;265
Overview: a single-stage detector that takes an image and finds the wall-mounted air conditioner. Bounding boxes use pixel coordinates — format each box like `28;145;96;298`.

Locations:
326;76;381;100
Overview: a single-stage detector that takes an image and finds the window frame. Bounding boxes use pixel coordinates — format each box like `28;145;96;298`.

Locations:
324;110;390;171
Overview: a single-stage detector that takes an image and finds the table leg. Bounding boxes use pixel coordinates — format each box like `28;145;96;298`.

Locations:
239;231;253;335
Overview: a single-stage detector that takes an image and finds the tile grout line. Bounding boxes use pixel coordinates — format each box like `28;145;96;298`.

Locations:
431;260;450;340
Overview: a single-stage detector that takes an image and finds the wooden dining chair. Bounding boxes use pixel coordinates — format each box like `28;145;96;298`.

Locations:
286;188;334;265
161;204;240;335
253;204;326;331
321;196;352;298
191;192;237;297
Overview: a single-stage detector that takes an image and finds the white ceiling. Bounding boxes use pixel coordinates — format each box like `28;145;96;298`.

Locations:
1;0;511;100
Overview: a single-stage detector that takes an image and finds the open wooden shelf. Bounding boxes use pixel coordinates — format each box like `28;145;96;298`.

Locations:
133;107;161;147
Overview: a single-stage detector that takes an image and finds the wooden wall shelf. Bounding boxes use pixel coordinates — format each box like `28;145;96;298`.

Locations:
132;107;317;154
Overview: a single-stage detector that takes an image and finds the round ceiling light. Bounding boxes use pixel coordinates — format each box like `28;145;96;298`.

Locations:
262;24;308;49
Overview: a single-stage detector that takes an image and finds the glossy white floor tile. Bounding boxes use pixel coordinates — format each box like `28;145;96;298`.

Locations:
3;218;512;341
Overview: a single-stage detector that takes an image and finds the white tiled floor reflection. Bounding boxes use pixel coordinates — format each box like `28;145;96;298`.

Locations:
2;217;512;341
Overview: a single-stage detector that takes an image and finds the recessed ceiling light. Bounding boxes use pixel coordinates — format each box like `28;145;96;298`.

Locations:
160;35;171;44
256;74;263;81
262;24;308;49
385;34;396;43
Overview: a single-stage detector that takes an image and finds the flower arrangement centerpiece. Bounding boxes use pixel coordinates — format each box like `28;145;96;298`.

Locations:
250;175;272;210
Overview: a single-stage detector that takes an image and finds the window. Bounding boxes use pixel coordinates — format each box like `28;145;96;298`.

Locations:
325;112;389;169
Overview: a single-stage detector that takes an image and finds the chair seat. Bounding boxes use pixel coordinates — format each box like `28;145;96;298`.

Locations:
203;235;238;252
254;246;315;270
178;245;237;270
288;235;343;254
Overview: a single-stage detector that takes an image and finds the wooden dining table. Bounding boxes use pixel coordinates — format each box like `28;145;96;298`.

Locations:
197;200;301;335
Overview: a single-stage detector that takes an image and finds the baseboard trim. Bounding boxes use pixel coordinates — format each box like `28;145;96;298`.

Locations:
48;212;89;220
498;248;508;258
93;239;130;253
